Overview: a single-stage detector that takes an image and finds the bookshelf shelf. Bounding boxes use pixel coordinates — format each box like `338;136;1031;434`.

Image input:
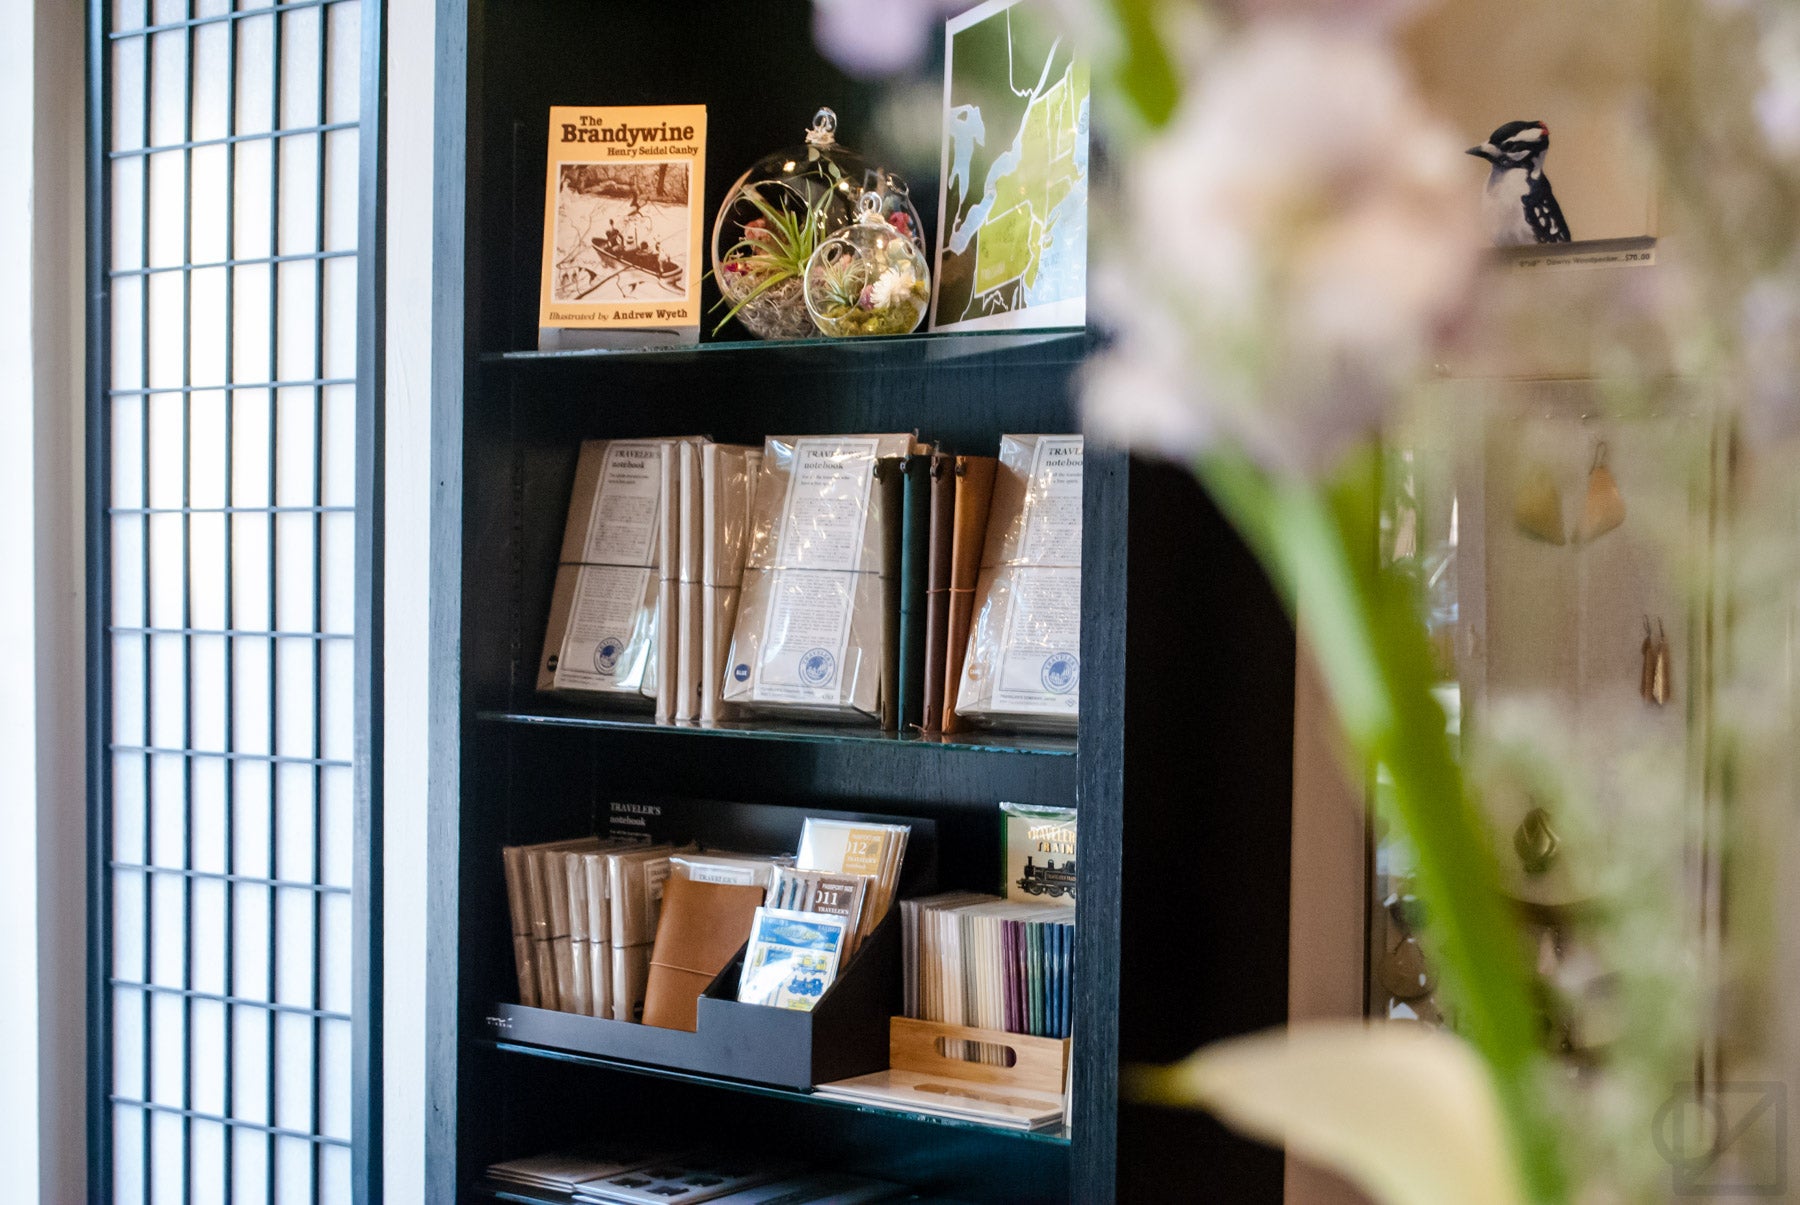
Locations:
480;328;1093;369
476;707;1078;758
480;1038;1074;1147
431;2;1297;1201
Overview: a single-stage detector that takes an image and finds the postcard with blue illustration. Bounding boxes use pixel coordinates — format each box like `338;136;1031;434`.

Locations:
737;908;849;1011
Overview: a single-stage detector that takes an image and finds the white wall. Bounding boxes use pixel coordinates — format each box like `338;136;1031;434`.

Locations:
384;0;436;1198
0;2;88;1201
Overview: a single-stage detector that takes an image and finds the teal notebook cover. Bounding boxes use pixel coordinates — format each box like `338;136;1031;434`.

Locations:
898;456;932;729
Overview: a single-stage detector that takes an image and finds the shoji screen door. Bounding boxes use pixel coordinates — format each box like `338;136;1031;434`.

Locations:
88;0;383;1201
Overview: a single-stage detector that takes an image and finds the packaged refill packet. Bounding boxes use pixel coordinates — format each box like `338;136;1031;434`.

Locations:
723;434;915;721
955;435;1083;731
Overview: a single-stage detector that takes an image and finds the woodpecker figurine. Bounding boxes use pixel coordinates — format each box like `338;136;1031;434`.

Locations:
1467;120;1572;246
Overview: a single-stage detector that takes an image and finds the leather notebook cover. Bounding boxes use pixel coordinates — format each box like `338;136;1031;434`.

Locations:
897;456;933;730
874;457;905;731
941;455;998;734
920;455;955;732
641;875;767;1032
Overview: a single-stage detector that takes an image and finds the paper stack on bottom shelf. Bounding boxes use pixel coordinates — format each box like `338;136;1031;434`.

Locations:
811;1067;1065;1132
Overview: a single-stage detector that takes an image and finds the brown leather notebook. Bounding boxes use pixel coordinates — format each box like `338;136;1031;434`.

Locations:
941;455;999;734
919;455;957;733
641;875;767;1032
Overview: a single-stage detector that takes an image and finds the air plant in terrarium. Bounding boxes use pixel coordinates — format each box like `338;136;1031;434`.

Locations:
803;193;931;337
711;108;923;340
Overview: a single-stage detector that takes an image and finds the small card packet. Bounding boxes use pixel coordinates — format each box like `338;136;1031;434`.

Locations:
736;907;849;1012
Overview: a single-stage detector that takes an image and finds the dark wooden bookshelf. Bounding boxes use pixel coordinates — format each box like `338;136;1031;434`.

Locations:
428;2;1298;1201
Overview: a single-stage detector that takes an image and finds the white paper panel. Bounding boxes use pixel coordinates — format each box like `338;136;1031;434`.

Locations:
279;6;323;130
191;879;229;996
230;1005;272;1125
231;1126;269;1201
232;760;275;880
190;997;229;1115
113;987;148;1099
272;1012;314;1130
273;887;317;1006
189;1117;227;1205
324;3;360;124
277;133;321;257
274;761;317;882
151;1108;185;1205
108;2;362;1181
230;632;273;756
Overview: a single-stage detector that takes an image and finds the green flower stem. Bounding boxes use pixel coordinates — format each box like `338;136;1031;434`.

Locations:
1196;446;1568;1204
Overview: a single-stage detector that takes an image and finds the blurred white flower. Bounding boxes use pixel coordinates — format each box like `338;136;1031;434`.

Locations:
1755;4;1800;156
1135;1023;1527;1205
811;0;958;78
1084;21;1480;476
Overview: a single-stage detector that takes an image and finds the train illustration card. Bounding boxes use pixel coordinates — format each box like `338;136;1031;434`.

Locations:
1001;802;1075;906
539;104;706;349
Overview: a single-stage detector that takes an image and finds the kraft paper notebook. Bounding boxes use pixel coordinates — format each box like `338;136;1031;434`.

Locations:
641;875;766;1032
941;455;997;733
874;457;904;731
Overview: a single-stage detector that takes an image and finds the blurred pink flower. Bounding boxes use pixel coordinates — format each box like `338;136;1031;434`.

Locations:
1084;21;1481;476
812;0;959;77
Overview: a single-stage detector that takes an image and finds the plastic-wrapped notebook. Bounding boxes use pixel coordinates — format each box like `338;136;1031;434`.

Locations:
652;440;681;720
675;440;705;721
955;434;1083;731
537;440;665;702
722;434;915;721
698;444;760;724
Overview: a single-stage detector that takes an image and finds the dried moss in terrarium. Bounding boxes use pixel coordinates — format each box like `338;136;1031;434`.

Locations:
803;194;931;338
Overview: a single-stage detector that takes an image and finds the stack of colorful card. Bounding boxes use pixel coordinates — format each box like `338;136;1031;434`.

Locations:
899;893;1075;1046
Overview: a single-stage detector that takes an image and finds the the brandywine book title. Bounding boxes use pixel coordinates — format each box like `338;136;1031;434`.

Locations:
540;104;706;331
560;114;701;159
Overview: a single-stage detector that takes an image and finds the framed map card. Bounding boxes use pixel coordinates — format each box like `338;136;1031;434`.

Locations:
930;0;1089;333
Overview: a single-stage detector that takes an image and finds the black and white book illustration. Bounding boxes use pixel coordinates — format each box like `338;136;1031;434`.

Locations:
552;162;690;302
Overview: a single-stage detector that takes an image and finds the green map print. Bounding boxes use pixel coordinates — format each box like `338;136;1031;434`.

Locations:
934;0;1089;331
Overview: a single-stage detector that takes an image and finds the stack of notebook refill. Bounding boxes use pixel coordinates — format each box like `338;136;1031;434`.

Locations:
955;434;1083;731
538;432;1084;736
723;434;915;722
537;440;667;702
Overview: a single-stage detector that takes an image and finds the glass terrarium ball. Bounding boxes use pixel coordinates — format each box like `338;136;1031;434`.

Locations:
711;108;925;340
803;197;931;337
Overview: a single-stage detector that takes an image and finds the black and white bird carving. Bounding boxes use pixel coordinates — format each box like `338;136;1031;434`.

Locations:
1467;120;1572;246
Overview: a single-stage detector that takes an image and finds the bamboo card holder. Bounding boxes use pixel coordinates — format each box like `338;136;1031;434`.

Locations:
888;1017;1070;1095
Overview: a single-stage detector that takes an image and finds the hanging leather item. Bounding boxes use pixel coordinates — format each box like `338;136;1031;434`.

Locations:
1575;442;1625;544
1514;463;1566;545
1646;618;1671;707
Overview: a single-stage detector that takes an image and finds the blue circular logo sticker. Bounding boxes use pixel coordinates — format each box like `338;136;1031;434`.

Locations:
732;663;750;683
799;647;837;687
593;636;624;675
1041;651;1079;695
